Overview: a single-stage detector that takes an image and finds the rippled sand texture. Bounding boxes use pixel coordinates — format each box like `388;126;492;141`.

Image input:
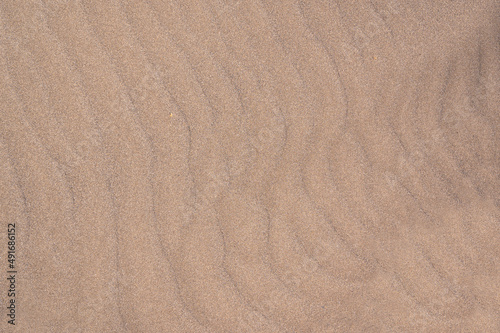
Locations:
0;0;499;332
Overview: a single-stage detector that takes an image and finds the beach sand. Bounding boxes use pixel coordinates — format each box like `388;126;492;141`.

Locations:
0;1;499;331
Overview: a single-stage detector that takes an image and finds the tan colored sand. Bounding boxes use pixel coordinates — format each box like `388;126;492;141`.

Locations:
0;1;499;332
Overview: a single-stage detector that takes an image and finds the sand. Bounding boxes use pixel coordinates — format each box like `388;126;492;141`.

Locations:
0;0;499;332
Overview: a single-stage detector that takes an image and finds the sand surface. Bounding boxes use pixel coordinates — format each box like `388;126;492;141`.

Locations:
0;1;499;332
